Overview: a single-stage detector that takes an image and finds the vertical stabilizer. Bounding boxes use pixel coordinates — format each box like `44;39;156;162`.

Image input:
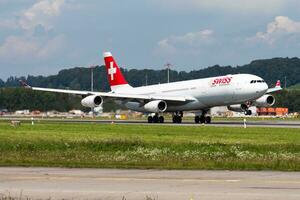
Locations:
103;52;132;92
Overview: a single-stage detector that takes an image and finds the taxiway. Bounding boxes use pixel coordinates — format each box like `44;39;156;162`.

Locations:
0;168;299;200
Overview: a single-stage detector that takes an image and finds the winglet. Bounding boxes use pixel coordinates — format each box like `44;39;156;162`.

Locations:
275;80;281;88
19;80;32;89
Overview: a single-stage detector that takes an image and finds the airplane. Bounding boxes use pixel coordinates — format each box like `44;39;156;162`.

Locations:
20;52;282;124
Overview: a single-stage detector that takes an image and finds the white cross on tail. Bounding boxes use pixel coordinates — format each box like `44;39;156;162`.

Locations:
108;62;117;80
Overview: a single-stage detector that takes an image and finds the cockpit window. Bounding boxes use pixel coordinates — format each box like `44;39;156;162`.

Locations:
250;80;265;83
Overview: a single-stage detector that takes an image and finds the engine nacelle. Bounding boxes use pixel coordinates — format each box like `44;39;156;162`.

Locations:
81;95;103;108
227;104;248;112
253;95;275;107
144;100;167;113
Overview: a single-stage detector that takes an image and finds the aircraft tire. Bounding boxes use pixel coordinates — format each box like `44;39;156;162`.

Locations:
247;110;252;115
199;115;205;124
172;116;178;123
147;116;153;123
153;115;159;123
195;116;200;123
205;116;211;124
178;116;182;123
172;115;182;123
159;116;164;123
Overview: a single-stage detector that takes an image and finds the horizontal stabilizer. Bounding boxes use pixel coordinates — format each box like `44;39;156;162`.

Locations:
267;80;282;93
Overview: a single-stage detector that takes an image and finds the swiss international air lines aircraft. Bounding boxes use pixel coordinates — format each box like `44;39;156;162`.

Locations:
21;52;282;124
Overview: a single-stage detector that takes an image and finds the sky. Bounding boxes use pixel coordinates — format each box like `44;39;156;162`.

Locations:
0;0;300;79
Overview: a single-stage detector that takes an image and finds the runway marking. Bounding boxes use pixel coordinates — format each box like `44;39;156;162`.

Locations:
3;176;243;182
4;176;300;186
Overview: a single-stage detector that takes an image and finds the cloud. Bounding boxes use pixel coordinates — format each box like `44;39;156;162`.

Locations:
0;0;68;63
248;16;300;45
156;30;215;55
149;0;285;14
0;34;66;62
0;19;18;29
18;0;65;31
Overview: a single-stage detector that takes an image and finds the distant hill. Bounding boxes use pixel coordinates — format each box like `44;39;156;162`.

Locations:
289;83;300;90
1;57;300;91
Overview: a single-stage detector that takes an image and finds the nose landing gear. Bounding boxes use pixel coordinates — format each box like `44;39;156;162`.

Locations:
244;109;252;116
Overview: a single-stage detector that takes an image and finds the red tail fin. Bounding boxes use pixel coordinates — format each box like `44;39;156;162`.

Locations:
103;52;130;90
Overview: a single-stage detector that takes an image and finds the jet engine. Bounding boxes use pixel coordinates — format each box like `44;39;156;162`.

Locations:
81;95;103;108
144;100;167;113
227;104;248;112
253;95;275;107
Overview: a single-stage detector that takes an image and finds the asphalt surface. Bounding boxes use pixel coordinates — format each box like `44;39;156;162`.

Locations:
2;117;300;128
0;168;299;200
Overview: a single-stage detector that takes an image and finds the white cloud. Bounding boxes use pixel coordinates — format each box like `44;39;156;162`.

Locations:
18;0;65;31
0;0;68;63
249;16;300;44
150;0;285;14
0;35;66;62
156;30;215;55
0;19;18;29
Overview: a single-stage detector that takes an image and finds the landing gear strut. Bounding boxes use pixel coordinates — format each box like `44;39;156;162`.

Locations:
148;114;164;123
195;111;211;124
172;111;183;123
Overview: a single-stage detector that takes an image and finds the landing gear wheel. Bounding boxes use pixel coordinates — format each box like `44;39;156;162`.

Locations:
172;115;182;123
159;116;164;123
147;116;153;123
177;116;182;123
199;115;205;124
148;116;153;123
205;116;211;124
245;110;252;116
247;110;252;115
172;116;176;123
195;116;200;123
153;115;159;123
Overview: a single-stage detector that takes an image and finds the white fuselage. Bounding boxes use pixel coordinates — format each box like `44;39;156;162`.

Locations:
116;74;268;112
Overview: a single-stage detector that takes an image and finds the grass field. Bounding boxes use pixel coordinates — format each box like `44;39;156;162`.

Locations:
0;121;299;171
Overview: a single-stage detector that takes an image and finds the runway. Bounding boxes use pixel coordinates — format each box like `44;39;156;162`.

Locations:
2;117;300;128
0;168;299;200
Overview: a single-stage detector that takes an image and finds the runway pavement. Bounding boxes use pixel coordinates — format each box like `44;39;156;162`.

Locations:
0;167;299;200
2;117;300;128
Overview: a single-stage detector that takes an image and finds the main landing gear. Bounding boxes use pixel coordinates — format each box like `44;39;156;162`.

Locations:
172;111;183;123
194;111;211;124
147;111;212;124
148;114;164;123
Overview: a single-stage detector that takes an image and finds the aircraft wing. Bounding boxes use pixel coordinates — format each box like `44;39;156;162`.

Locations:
20;81;191;102
266;87;282;93
266;80;282;94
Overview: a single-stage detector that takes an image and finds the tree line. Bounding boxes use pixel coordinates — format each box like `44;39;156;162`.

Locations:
0;57;299;112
